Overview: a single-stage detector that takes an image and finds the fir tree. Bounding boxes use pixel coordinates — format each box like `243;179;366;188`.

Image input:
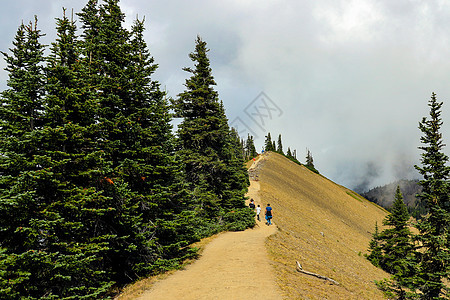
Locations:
0;11;121;299
286;147;292;158
0;3;253;298
126;18;195;269
225;127;251;210
380;187;416;297
367;221;383;268
0;17;46;135
240;138;246;159
245;134;257;160
380;187;414;272
0;18;64;299
413;93;450;299
305;148;319;174
306;148;314;168
174;36;228;213
77;0;101;89
173;36;252;228
277;134;283;154
264;132;274;151
78;0;194;284
45;8;84;127
367;188;417;298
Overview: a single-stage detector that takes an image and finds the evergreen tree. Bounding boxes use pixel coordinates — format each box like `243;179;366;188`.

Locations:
127;18;196;270
286;147;292;158
381;187;416;297
380;187;414;272
173;36;252;230
77;0;101;89
0;18;45;135
367;221;383;268
45;8;89;127
225;127;251;216
367;188;417;299
245;134;257;160
306;148;314;168
240;138;246;159
277;134;283;154
76;0;152;286
413;92;450;299
36;10;115;297
77;0;194;284
0;10;125;298
264;132;274;151
0;18;73;299
305;148;319;174
174;36;229;213
0;3;253;298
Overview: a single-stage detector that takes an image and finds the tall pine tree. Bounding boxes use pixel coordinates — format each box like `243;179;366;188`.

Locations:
0;11;117;299
0;18;73;299
277;134;283;154
367;187;416;298
77;0;195;284
245;134;257;160
173;36;253;232
413;92;450;299
367;221;383;268
286;147;293;158
381;187;416;297
264;132;274;151
380;187;415;273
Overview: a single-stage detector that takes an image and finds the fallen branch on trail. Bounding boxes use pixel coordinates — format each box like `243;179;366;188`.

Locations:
296;261;340;285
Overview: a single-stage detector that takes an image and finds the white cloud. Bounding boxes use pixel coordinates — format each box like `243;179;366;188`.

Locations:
314;0;384;44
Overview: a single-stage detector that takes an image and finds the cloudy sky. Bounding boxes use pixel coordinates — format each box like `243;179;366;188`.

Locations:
1;0;450;191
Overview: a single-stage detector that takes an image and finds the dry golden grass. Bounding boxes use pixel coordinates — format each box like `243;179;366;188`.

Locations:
259;152;390;299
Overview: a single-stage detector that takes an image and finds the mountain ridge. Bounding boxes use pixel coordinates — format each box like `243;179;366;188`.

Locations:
259;151;389;299
117;151;390;299
361;179;424;217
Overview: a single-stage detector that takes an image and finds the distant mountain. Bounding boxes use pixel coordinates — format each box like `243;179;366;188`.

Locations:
361;179;424;216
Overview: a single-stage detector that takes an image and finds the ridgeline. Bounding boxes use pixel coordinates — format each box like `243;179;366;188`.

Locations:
119;152;390;299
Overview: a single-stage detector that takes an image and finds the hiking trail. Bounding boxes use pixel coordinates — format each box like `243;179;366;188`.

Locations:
136;155;283;299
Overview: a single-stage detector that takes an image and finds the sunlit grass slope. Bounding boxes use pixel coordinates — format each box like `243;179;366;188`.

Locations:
259;152;390;299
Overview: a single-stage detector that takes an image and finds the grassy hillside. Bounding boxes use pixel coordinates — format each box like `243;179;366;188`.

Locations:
258;152;390;299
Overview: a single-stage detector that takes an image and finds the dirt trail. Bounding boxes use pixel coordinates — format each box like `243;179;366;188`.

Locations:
137;156;283;300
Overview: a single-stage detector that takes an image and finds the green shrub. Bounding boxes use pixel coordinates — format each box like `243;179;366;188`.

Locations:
223;208;255;231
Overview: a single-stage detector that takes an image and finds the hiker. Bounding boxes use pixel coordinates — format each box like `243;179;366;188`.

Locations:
249;199;256;209
256;204;261;221
265;204;273;225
